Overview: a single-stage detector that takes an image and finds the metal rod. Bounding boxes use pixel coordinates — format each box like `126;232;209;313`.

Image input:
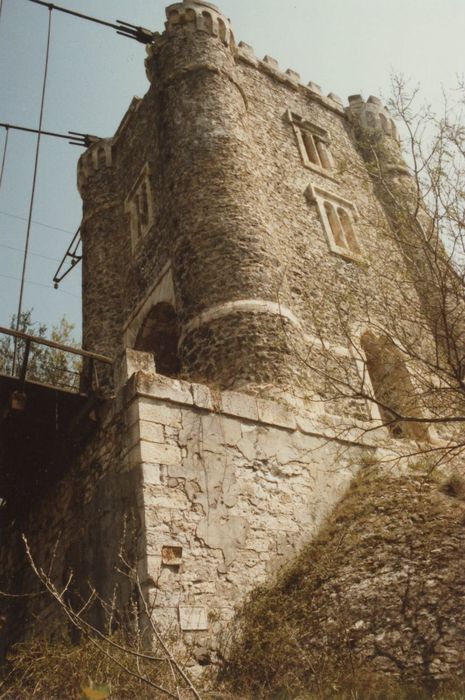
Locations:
27;0;123;31
0;326;113;365
13;7;53;374
53;227;82;286
26;0;155;44
0;125;9;190
0;122;97;146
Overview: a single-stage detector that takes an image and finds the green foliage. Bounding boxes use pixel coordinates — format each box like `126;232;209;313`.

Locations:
0;310;81;389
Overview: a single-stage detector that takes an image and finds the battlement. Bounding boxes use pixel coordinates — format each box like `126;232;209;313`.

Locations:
77;138;113;193
346;94;400;144
235;41;346;115
4;1;461;685
164;0;235;48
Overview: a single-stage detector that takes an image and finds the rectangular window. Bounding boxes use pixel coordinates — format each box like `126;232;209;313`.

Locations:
306;184;362;260
287;110;334;177
125;164;154;251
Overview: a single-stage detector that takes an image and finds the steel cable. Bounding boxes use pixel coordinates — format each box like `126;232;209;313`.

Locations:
13;8;53;371
0;126;9;190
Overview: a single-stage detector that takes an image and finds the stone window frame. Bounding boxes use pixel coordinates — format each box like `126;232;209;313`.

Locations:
287;109;335;179
125;163;154;252
306;184;362;261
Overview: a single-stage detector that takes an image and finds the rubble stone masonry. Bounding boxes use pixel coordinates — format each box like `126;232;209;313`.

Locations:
1;0;463;682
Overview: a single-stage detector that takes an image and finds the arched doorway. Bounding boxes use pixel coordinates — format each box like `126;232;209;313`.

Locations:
134;302;181;378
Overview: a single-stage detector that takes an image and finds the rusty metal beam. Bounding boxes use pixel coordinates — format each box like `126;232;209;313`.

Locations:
0;326;112;365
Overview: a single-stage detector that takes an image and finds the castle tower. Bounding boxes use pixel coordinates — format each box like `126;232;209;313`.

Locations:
4;0;463;683
346;94;455;357
78;0;303;395
77;140;123;361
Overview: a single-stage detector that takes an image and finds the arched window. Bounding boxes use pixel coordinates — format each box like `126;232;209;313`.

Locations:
287;111;333;175
202;10;213;32
306;184;362;261
218;17;227;42
360;331;428;440
125;164;154;251
135;303;181;378
300;129;332;172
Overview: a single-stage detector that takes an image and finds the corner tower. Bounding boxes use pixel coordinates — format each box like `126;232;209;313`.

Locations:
78;0;302;395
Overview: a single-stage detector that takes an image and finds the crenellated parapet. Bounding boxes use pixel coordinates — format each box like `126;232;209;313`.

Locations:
346;94;400;144
235;40;346;115
346;94;413;181
164;0;234;47
145;1;235;83
77;138;113;194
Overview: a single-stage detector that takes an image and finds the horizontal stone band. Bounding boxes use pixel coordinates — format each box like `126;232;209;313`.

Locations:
179;299;301;347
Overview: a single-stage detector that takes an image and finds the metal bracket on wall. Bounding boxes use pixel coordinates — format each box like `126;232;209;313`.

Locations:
53;227;82;288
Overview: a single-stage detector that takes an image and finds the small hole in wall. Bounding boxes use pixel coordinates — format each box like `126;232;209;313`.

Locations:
162;545;183;569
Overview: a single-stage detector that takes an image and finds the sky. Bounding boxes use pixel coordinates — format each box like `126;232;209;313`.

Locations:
0;0;463;344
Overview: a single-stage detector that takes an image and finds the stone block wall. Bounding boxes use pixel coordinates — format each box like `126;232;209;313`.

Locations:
1;352;396;663
119;357;395;664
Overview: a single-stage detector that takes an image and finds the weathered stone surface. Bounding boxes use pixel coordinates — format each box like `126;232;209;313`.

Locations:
125;372;369;651
179;606;209;632
1;0;462;688
225;470;465;692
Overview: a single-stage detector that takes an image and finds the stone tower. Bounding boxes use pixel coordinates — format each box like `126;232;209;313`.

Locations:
2;0;460;679
76;0;429;411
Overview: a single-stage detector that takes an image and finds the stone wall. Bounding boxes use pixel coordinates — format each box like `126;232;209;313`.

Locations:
224;467;465;693
0;378;142;653
119;355;397;667
1;352;396;666
76;0;433;406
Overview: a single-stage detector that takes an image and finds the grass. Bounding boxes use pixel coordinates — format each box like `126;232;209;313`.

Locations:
220;466;465;699
0;632;198;700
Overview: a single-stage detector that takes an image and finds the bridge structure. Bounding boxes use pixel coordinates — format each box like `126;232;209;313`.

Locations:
0;325;112;525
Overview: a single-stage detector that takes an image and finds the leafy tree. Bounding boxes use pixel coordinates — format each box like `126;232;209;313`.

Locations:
0;310;81;390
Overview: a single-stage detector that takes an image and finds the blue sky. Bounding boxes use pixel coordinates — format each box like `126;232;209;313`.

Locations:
0;0;463;344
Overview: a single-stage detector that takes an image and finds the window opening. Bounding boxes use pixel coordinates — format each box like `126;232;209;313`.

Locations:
287;111;333;176
361;331;429;440
125;164;154;251
325;202;345;248
306;184;361;261
302;131;320;166
134;302;181;378
315;138;331;170
338;207;361;255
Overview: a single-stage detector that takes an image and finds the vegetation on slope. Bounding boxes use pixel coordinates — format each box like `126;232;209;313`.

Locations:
221;466;465;699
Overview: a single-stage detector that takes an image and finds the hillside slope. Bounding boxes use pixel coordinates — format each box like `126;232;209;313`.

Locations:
222;467;465;698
